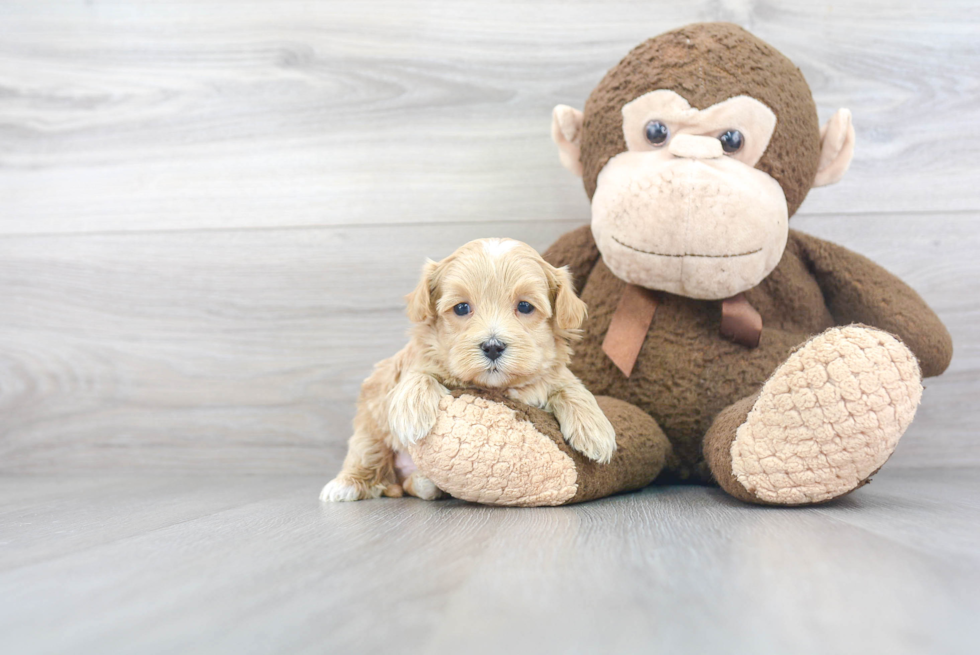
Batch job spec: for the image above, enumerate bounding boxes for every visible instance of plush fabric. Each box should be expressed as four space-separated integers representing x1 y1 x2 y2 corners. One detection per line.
793 231 953 377
590 148 789 298
702 392 761 504
813 109 856 187
580 22 821 216
552 104 585 177
707 326 922 505
410 392 579 506
409 389 671 506
407 22 952 508
621 92 777 166
547 226 949 482
601 283 658 377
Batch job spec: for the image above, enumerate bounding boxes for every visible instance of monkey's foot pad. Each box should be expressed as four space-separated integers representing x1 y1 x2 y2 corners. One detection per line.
409 394 579 507
732 325 923 504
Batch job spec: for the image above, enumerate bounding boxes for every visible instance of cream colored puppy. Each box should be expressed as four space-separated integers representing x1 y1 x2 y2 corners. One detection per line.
320 238 617 502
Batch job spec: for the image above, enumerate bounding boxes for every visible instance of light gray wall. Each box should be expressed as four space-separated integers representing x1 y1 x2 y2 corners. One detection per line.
1 1 977 473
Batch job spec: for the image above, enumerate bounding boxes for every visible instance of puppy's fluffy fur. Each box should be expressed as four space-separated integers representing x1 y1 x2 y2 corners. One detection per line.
320 238 616 502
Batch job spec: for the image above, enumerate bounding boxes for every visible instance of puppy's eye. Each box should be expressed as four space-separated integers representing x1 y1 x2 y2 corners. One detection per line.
453 303 471 316
517 301 534 315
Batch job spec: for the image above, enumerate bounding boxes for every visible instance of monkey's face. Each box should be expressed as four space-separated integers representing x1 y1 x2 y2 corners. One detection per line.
550 24 856 301
590 90 787 299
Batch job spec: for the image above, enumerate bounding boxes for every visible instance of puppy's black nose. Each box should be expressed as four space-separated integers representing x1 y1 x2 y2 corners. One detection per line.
480 339 506 361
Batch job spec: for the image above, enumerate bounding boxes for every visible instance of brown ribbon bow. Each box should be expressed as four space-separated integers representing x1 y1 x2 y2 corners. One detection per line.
601 286 762 377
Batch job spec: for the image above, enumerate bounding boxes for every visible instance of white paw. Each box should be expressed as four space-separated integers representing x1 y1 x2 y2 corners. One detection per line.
388 398 443 447
319 478 382 502
387 376 450 447
389 417 433 447
561 410 617 465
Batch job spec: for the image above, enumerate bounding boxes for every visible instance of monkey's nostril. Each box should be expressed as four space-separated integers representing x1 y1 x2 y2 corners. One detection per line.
480 339 507 361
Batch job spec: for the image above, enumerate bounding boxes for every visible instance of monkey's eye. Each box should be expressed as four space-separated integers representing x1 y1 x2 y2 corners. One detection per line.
453 303 471 316
644 120 670 146
517 301 534 315
719 130 744 153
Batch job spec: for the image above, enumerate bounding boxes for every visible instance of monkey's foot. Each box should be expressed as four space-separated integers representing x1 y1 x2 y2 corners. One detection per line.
408 394 579 506
706 325 923 505
407 390 670 507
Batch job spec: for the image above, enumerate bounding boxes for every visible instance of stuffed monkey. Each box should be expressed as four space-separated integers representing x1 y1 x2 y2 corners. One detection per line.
408 23 952 506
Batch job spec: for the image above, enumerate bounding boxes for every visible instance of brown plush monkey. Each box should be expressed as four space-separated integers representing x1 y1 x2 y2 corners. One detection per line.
408 22 953 507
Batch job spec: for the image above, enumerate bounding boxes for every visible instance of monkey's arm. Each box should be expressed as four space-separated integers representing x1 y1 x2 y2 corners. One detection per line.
541 224 602 295
792 230 953 377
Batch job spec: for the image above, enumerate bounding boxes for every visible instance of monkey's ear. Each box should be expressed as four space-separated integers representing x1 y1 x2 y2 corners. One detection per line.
405 259 439 323
548 264 588 331
551 105 585 177
813 109 856 187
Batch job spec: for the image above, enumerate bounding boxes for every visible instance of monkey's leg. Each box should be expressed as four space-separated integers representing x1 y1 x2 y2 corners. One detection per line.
408 390 672 506
703 325 922 505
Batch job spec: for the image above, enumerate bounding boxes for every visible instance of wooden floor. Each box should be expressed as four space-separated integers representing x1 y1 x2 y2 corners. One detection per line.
1 466 978 655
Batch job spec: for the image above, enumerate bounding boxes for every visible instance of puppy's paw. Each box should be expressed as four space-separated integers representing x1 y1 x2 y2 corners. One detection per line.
388 385 449 447
402 472 445 501
319 477 387 502
560 406 617 465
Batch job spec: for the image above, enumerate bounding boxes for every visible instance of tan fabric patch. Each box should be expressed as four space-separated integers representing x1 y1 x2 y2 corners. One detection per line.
591 149 789 299
408 394 578 507
601 283 658 377
730 326 923 504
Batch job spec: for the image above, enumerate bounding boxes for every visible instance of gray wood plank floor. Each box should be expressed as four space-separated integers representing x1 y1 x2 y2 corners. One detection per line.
2 467 978 655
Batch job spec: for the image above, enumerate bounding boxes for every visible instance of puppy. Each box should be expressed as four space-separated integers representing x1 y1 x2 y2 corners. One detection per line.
320 238 616 502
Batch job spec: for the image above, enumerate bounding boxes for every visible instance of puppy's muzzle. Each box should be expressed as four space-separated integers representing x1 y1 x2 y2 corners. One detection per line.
480 338 507 362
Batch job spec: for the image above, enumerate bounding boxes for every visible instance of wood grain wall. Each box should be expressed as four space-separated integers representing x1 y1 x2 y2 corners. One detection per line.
1 1 977 473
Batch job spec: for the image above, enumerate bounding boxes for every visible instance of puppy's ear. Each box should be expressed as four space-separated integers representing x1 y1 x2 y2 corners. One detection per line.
547 264 588 330
406 259 439 323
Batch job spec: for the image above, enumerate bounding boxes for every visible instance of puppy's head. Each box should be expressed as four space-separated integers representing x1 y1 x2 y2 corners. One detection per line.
406 238 587 389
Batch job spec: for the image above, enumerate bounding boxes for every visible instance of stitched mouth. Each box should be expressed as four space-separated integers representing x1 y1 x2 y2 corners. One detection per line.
611 235 762 259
